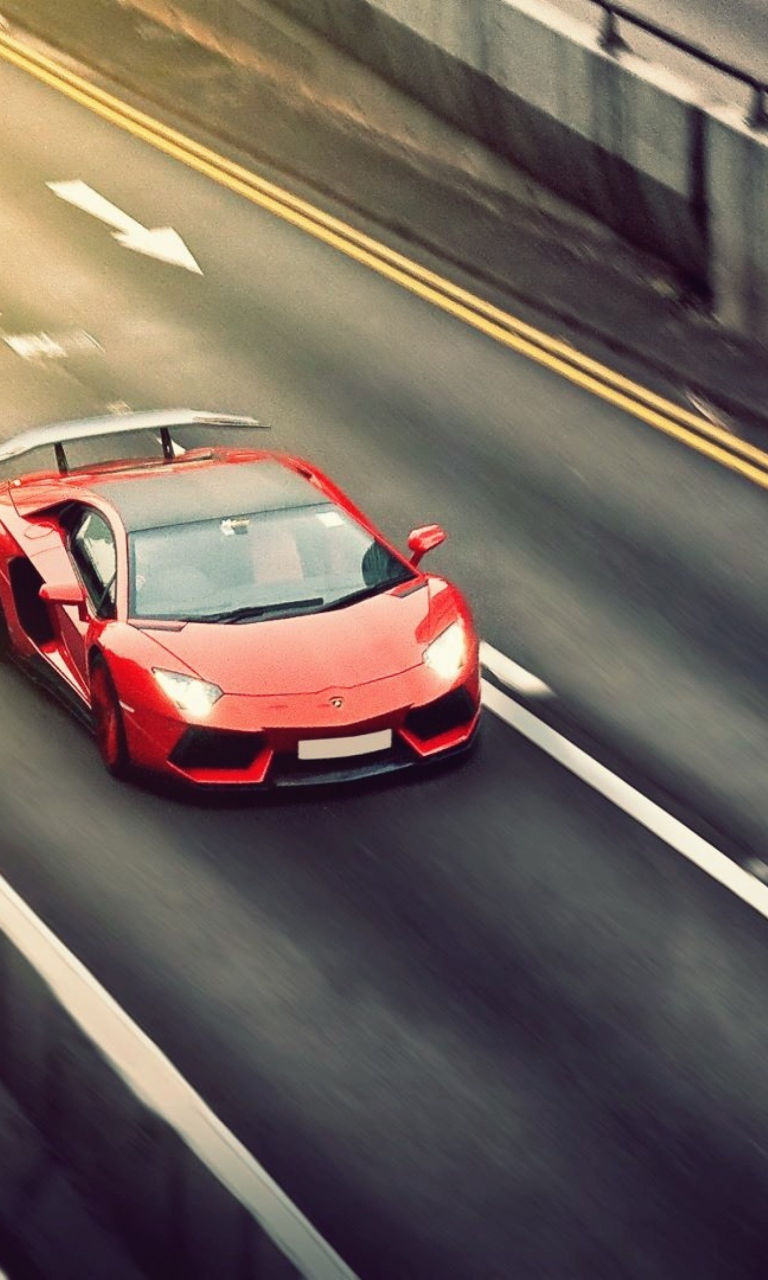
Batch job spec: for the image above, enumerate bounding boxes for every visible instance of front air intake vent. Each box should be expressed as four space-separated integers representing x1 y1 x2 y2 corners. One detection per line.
170 728 264 770
405 688 476 740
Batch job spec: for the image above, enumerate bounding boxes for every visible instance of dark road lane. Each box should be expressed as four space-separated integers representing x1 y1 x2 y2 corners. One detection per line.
2 666 768 1278
2 33 768 1279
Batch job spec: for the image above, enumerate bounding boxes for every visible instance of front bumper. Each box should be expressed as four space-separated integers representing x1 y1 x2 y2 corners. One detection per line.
122 666 481 788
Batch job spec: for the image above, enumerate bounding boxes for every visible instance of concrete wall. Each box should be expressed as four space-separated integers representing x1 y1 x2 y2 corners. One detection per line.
0 878 356 1280
159 0 768 339
707 103 768 339
238 0 710 290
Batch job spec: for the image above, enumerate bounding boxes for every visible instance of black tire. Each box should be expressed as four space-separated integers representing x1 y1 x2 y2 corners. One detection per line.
90 656 130 779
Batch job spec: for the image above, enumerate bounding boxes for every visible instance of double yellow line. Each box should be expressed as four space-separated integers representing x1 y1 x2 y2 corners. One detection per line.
3 26 768 489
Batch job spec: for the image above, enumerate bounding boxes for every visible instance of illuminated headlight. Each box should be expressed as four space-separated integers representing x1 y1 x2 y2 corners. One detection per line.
153 669 223 717
423 620 467 681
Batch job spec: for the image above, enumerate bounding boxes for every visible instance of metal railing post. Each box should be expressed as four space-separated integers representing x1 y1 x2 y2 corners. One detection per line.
747 86 768 129
589 0 768 130
598 6 629 55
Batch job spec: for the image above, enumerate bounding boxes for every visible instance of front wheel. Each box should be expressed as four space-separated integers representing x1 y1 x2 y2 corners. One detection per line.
90 657 129 779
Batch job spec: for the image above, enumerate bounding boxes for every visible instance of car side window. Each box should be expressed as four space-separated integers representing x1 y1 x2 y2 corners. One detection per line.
70 510 117 618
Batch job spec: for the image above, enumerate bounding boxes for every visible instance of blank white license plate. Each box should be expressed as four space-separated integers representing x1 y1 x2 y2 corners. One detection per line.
298 729 393 760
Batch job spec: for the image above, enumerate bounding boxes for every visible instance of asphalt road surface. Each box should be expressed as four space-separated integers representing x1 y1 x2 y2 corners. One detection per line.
2 37 768 1280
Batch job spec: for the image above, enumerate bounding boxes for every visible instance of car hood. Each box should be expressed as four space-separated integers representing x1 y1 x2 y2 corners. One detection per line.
141 583 440 695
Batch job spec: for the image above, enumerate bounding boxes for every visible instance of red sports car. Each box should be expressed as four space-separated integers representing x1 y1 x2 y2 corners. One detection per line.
0 410 480 787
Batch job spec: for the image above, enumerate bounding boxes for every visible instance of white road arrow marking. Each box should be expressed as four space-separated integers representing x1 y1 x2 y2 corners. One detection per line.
47 179 203 274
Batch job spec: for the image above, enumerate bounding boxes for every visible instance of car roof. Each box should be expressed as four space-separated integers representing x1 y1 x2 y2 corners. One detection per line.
91 456 328 532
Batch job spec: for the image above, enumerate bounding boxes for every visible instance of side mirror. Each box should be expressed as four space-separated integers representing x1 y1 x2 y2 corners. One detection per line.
407 524 446 566
40 581 89 621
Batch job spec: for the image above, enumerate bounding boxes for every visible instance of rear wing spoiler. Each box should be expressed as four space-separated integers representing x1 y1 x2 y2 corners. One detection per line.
0 409 268 478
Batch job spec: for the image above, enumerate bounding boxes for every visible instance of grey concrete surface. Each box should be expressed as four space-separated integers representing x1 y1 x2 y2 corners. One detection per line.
547 0 768 101
707 104 768 338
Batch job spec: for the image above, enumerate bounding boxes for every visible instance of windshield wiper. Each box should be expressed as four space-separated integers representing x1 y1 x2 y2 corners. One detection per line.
183 597 324 624
321 575 412 612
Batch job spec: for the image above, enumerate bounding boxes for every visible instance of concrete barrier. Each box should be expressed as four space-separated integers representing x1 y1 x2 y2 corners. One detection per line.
120 0 768 340
706 103 768 339
241 0 710 291
0 872 357 1280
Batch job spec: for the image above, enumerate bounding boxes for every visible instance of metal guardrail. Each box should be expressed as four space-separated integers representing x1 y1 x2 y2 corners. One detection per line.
587 0 768 127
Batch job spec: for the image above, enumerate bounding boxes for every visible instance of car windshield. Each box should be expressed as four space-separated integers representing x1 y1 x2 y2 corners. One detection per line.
128 503 415 621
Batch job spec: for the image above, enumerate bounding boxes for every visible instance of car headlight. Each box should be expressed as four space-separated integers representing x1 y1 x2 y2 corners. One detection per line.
153 669 223 717
423 620 467 681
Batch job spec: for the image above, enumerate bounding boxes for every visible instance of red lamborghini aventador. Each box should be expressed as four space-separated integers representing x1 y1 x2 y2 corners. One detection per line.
0 410 480 787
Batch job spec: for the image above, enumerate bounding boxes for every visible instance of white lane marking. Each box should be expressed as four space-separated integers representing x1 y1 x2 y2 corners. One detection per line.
47 180 203 274
480 641 553 697
481 677 768 918
685 391 741 437
0 874 358 1280
4 331 65 359
3 330 102 360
